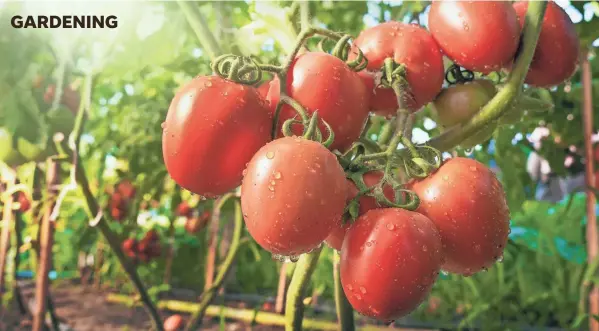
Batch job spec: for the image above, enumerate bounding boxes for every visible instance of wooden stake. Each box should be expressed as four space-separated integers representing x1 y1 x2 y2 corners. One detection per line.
0 169 16 305
581 48 598 331
32 159 60 331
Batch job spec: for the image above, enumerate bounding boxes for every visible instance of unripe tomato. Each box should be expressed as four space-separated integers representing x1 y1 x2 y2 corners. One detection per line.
164 315 184 331
340 208 443 321
512 1 579 87
325 171 395 251
241 137 347 255
429 1 520 74
432 79 498 148
407 158 510 275
266 52 370 152
164 315 183 331
163 76 272 197
350 22 445 114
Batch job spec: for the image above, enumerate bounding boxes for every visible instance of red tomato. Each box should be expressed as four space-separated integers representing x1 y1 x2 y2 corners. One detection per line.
241 137 347 255
266 52 369 152
163 76 272 197
176 202 192 217
257 80 272 99
350 22 444 115
340 208 443 321
326 171 396 250
116 180 136 200
406 157 510 275
122 239 138 259
429 1 520 74
17 192 31 212
164 315 184 331
512 1 579 87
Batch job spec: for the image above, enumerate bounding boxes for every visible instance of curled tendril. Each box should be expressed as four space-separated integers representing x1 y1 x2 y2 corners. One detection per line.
402 145 443 179
280 112 335 149
317 34 368 72
445 64 475 85
211 54 263 85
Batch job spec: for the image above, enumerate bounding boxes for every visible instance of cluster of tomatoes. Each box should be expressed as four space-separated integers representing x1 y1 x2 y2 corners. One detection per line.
122 229 162 263
106 179 136 221
161 0 576 322
175 201 211 234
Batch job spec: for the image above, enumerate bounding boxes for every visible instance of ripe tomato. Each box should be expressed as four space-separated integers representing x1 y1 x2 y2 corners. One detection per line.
117 180 136 200
257 80 272 99
429 1 520 74
357 71 399 118
407 157 510 275
340 208 443 321
163 76 272 197
266 52 369 151
512 1 579 87
350 22 444 114
176 202 192 217
241 137 347 255
122 239 138 259
17 192 31 213
164 315 184 331
432 79 498 148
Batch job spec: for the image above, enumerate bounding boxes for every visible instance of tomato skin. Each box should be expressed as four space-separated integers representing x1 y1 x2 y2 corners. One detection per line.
357 71 398 118
17 192 31 212
513 1 579 87
429 1 520 74
432 80 495 127
257 80 272 99
163 76 272 197
350 22 444 114
325 171 395 251
266 53 370 152
340 208 443 321
432 79 498 148
122 239 138 259
407 158 510 275
175 202 192 217
241 137 347 255
164 315 184 331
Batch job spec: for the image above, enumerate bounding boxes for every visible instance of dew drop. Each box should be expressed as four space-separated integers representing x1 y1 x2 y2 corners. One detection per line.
386 223 395 231
441 270 449 276
497 255 504 263
160 122 166 129
355 294 362 301
268 186 275 192
274 171 282 179
270 180 276 186
266 151 275 159
422 245 428 252
359 286 367 294
348 284 353 291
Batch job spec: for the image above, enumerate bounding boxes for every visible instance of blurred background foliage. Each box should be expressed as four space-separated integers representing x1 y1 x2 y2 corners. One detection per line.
1 0 599 329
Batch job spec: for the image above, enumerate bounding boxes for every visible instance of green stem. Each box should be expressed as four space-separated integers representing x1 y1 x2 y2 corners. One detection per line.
299 1 310 30
427 1 547 152
285 246 323 331
377 120 394 147
177 1 223 60
76 161 164 331
333 251 354 331
184 198 244 331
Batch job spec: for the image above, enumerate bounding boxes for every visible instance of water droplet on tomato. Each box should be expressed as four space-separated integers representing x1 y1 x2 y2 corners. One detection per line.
274 171 282 179
270 180 276 186
348 284 353 290
289 255 299 262
497 255 504 263
386 223 395 231
160 122 166 129
268 186 275 192
355 294 362 301
442 175 449 181
422 245 428 252
266 151 275 159
441 270 449 276
366 241 372 247
242 169 248 176
359 286 366 294
469 166 477 171
205 81 213 87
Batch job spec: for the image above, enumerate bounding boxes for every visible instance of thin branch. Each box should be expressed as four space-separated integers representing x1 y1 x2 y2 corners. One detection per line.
177 1 223 60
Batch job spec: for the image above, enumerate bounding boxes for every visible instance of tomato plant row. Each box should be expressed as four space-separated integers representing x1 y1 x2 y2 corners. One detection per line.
159 0 574 325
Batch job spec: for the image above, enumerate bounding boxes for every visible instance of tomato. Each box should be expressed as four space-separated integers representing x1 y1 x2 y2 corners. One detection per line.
357 71 399 118
350 22 444 115
164 315 184 331
257 80 272 99
122 239 138 259
432 79 498 148
241 137 347 255
266 52 369 151
17 192 31 212
163 76 272 197
117 180 136 200
429 1 520 74
138 231 161 259
176 202 192 217
185 215 209 234
340 208 443 321
406 157 510 275
513 1 579 87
